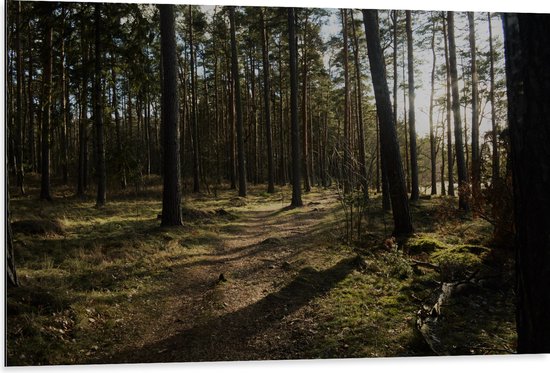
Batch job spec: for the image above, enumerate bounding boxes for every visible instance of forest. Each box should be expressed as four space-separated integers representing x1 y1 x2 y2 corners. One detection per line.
4 0 550 366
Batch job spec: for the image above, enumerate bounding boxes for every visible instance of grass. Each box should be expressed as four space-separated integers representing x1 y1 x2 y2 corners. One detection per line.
6 176 516 365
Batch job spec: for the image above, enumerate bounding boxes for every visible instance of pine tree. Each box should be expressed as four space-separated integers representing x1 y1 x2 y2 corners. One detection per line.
159 3 183 226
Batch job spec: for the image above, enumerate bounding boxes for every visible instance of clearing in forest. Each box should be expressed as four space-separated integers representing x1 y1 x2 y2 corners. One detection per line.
6 176 516 365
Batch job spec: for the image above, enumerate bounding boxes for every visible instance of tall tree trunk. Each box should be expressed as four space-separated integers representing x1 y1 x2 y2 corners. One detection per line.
362 9 413 236
401 41 410 193
442 16 455 197
40 3 53 201
488 13 500 185
278 42 287 186
77 19 88 197
503 13 550 353
468 12 481 207
260 9 275 193
159 3 183 226
406 11 419 201
341 9 351 194
189 6 200 193
94 3 106 206
229 6 247 197
447 11 469 211
301 12 311 193
229 67 237 190
429 17 437 195
350 11 369 199
382 9 399 211
288 8 303 207
15 1 25 195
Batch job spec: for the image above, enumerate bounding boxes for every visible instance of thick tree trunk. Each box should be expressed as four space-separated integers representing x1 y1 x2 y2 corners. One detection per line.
503 13 550 353
406 11 419 201
447 12 469 211
229 6 247 197
288 8 303 207
94 4 106 206
159 3 183 226
362 9 413 236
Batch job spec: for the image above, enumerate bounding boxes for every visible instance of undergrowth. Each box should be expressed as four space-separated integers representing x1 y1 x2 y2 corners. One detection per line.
6 178 516 365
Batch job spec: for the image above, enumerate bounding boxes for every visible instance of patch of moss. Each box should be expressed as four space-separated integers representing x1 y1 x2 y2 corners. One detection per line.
430 245 485 282
405 236 449 255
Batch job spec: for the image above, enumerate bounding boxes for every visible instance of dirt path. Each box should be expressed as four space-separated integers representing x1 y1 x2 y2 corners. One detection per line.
99 190 357 363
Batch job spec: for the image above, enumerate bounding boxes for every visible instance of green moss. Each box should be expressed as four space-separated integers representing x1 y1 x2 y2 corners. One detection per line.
406 236 450 255
430 245 485 282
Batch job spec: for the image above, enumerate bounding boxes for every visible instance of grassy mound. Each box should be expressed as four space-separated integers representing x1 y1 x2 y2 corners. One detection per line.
12 219 65 236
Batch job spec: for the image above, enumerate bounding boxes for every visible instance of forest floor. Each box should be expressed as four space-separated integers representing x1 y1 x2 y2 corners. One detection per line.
6 175 516 366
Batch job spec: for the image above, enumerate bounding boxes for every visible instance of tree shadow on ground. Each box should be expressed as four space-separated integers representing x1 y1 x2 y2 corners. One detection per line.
96 255 361 364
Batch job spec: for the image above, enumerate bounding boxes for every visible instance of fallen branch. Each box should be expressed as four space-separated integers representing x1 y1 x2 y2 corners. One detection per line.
415 270 480 355
410 259 440 271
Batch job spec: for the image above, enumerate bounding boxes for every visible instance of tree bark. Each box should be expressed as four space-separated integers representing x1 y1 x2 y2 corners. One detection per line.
229 6 247 197
159 3 183 226
362 9 413 236
288 8 303 207
503 13 550 353
260 9 275 193
447 12 469 211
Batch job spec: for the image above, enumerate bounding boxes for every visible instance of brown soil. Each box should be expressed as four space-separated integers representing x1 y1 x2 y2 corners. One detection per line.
93 189 354 364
